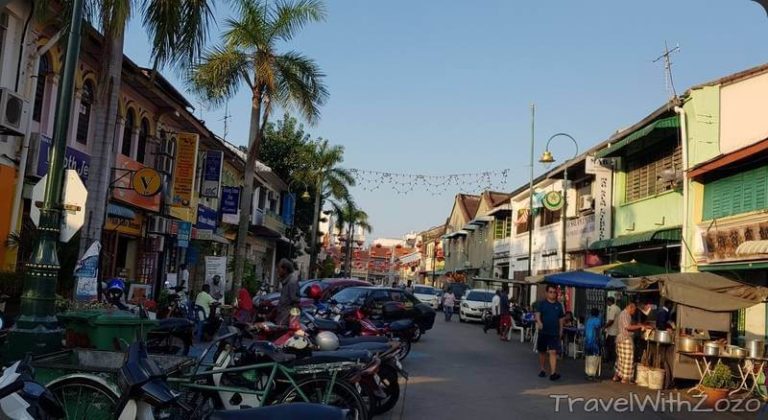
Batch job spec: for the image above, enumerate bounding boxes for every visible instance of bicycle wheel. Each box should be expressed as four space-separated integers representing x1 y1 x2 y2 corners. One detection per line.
277 375 369 420
47 377 119 420
371 363 400 415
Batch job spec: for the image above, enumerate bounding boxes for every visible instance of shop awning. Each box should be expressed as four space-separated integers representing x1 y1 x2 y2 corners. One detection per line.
596 116 680 158
628 272 768 312
588 227 681 250
736 240 768 256
473 276 531 285
539 271 625 289
585 260 671 277
107 203 136 220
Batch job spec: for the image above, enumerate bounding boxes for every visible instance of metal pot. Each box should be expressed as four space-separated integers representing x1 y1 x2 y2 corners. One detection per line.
654 329 673 344
748 339 765 359
724 346 747 359
678 336 702 353
704 341 721 356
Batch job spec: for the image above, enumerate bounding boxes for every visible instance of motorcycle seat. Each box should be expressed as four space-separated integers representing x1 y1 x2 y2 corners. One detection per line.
340 342 391 354
312 317 341 332
155 318 193 330
248 341 297 364
293 349 372 366
208 403 344 420
388 319 414 332
338 336 388 346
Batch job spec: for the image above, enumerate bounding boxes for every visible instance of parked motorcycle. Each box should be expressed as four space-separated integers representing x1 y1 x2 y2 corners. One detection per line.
0 357 65 419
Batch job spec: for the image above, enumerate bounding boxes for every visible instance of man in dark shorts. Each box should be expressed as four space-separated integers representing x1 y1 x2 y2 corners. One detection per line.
535 284 565 381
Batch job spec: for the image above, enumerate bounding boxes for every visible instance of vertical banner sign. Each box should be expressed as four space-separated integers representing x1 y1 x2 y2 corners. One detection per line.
171 132 199 207
221 186 240 225
74 241 101 301
177 221 192 248
585 157 615 242
201 150 223 198
282 193 296 226
205 256 229 301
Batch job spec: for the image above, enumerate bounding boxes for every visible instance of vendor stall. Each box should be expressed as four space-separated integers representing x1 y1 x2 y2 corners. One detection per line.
626 272 768 382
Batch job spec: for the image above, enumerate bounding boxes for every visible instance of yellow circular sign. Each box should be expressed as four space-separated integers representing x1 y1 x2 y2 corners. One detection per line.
132 167 163 197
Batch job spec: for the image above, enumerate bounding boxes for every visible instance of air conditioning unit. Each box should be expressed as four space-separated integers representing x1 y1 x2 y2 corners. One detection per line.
160 136 175 156
580 195 594 211
0 88 28 136
157 155 173 175
147 215 168 234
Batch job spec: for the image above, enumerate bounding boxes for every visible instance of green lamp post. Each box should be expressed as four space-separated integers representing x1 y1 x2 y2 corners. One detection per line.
4 0 85 360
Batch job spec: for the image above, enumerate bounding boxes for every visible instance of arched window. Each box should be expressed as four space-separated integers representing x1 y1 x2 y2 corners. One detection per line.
32 54 50 122
76 81 94 144
137 118 149 164
121 109 135 157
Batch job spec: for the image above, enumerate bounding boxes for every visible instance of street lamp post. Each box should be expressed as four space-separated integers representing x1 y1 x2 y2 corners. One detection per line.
539 133 579 273
5 0 85 360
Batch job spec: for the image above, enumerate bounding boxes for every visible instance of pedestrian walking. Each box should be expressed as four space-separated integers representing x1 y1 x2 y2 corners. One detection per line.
499 285 511 341
535 284 565 381
603 297 620 365
612 302 646 384
442 288 456 322
275 258 300 326
484 290 500 334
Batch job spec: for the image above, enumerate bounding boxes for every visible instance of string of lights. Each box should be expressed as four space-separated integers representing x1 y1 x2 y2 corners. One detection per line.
347 168 514 195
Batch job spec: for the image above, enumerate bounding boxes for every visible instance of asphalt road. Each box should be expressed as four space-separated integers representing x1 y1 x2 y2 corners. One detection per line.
386 317 763 420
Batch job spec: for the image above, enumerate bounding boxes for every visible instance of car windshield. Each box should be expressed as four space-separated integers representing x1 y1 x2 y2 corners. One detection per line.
413 286 435 295
331 288 368 305
465 291 494 302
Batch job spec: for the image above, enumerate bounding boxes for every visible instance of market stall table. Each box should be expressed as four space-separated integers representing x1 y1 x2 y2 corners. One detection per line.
678 351 767 397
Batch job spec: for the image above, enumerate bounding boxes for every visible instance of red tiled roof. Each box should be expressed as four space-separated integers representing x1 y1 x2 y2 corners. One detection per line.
457 193 481 221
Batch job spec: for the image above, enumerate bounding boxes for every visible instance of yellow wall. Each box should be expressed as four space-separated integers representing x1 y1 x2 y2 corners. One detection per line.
0 165 17 270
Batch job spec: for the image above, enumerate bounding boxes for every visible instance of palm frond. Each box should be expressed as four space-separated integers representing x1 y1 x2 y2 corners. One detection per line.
224 1 269 50
98 0 132 38
273 51 328 124
189 45 251 107
143 0 214 68
268 0 326 42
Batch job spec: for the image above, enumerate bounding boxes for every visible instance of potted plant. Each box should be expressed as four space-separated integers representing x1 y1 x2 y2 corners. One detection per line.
700 362 734 407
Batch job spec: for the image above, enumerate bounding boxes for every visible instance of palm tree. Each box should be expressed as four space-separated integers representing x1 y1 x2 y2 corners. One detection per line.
189 0 328 289
293 139 355 277
331 198 371 276
36 0 215 257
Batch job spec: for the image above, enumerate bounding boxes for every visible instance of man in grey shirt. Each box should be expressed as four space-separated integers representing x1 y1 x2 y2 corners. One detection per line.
276 258 300 325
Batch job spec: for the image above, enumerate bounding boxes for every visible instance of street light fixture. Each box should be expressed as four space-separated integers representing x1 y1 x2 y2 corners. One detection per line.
539 133 579 273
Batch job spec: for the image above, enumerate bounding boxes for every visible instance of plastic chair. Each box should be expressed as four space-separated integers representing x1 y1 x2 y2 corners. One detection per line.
507 318 526 343
531 328 539 353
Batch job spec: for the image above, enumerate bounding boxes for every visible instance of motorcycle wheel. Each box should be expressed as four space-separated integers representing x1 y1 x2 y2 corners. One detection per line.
395 337 411 361
276 375 369 420
371 363 401 415
47 376 119 420
411 327 422 342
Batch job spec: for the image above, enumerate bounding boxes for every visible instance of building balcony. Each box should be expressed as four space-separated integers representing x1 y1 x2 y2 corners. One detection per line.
250 208 286 238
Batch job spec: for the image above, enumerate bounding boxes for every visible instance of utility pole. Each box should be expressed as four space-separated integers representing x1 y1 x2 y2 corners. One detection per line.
5 0 84 360
527 104 535 277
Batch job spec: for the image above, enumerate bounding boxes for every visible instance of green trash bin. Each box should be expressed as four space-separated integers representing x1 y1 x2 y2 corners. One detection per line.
60 310 159 351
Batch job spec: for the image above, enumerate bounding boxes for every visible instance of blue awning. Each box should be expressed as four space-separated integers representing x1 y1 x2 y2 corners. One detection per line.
107 203 135 220
543 270 625 289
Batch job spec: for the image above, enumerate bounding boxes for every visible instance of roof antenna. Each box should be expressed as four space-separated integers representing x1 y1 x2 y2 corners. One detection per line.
221 101 232 140
653 41 681 100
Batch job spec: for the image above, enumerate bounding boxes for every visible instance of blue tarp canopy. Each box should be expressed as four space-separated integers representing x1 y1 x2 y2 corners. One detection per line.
543 270 625 289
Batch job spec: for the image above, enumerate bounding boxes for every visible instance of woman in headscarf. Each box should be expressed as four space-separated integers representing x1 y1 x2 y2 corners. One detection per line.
235 286 254 323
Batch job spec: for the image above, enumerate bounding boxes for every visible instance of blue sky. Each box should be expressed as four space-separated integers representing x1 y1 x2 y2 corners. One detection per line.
125 0 768 239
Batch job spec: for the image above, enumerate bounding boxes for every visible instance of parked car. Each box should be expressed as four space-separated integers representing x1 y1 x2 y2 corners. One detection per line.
459 289 496 323
330 286 436 333
253 278 371 320
412 285 440 309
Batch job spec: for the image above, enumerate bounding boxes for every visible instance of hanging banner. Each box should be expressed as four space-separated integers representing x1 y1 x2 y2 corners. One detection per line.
282 193 296 226
586 157 615 243
205 256 229 300
221 186 240 225
201 150 223 198
171 132 199 208
197 204 218 230
74 241 100 301
177 221 192 248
